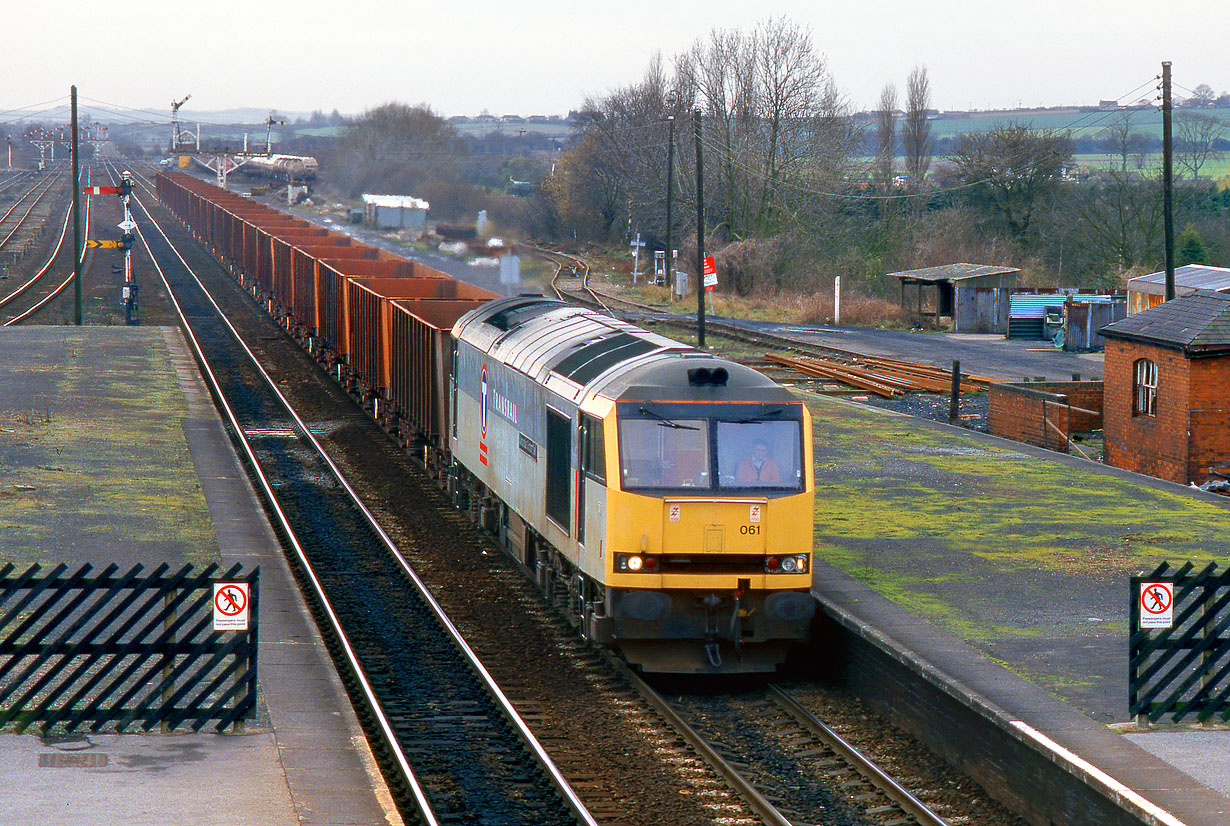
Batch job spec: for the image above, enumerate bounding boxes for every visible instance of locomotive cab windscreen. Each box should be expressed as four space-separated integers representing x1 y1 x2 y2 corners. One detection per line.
617 403 804 493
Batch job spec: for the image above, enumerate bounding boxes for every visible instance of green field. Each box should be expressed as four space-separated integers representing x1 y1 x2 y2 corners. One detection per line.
923 106 1230 141
1074 152 1230 181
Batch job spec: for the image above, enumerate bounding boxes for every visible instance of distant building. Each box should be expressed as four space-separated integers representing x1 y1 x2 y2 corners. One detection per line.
1126 264 1230 314
1098 99 1119 109
361 194 429 230
1101 290 1230 485
886 263 1019 332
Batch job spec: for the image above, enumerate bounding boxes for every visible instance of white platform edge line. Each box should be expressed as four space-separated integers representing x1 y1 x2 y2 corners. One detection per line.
1010 721 1189 826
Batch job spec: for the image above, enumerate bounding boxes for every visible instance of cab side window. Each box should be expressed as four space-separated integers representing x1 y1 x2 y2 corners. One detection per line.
581 415 606 483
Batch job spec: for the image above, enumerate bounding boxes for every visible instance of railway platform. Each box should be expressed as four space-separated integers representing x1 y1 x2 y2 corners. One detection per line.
806 388 1230 825
0 327 401 826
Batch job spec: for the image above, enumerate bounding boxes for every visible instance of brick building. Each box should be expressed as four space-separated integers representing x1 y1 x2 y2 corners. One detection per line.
988 381 1103 454
1100 290 1230 485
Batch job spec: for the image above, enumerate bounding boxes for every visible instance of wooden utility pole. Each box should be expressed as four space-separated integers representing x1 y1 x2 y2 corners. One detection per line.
1162 61 1175 301
664 115 675 297
71 85 82 325
694 109 705 349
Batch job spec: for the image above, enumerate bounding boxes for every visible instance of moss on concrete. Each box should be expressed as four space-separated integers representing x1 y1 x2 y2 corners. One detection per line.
800 388 1230 719
0 329 218 568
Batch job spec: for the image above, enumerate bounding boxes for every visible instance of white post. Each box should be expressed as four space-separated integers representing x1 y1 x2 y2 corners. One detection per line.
631 232 642 282
834 276 841 325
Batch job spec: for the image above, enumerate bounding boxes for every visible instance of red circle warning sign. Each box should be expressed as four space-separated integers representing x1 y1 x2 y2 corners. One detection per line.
215 585 247 616
1141 583 1171 615
1140 582 1174 629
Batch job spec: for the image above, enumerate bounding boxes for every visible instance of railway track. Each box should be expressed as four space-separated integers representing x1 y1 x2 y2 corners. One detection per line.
0 165 97 325
657 680 958 826
116 161 595 826
0 166 66 257
543 252 892 365
134 168 1042 826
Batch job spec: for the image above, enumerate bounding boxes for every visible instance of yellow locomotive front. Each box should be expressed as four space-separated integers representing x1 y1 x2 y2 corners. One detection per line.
598 368 816 673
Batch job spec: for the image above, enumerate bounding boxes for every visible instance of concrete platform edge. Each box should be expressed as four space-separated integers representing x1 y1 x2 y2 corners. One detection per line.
813 562 1230 826
161 326 405 826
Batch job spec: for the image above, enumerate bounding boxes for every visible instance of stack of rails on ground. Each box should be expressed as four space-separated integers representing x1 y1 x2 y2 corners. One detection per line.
0 159 1228 825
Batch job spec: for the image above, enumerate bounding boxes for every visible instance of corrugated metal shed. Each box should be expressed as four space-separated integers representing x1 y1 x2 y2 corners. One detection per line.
361 193 430 229
888 263 1019 332
1101 289 1230 355
1128 264 1230 296
361 194 430 210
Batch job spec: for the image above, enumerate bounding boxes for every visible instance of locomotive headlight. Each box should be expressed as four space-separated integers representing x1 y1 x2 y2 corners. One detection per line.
765 555 808 574
617 554 657 572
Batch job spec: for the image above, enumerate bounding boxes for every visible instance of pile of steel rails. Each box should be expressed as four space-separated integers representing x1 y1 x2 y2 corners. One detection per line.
765 352 996 398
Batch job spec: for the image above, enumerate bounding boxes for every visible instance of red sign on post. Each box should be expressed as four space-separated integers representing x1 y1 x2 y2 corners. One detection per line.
83 186 120 195
702 256 717 292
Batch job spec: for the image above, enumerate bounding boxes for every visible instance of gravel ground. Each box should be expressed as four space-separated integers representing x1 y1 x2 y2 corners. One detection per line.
855 391 990 432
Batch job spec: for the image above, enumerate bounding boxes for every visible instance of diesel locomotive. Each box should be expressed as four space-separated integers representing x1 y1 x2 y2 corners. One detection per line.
156 170 817 674
450 296 816 673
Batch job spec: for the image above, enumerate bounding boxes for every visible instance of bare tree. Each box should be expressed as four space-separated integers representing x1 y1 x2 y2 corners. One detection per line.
950 122 1073 238
874 83 897 192
1187 83 1217 108
1099 112 1151 175
1066 171 1163 276
754 17 827 235
330 103 460 198
1175 113 1225 181
674 17 853 246
675 27 757 239
902 66 933 187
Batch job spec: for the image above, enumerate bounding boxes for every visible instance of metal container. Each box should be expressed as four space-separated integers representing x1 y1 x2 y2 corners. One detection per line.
347 277 496 393
388 298 493 446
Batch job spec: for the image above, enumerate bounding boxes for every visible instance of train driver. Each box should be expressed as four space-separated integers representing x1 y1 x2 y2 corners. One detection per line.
735 440 780 484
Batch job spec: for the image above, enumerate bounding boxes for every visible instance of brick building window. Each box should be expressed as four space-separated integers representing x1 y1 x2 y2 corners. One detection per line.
1133 358 1157 417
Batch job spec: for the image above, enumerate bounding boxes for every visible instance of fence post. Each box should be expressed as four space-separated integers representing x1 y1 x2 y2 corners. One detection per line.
161 585 176 733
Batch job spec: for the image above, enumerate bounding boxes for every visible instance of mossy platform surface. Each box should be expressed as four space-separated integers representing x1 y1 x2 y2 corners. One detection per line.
0 327 217 569
806 390 1230 723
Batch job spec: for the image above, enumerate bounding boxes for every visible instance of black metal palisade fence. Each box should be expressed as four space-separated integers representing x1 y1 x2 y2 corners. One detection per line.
0 562 258 733
1130 560 1230 724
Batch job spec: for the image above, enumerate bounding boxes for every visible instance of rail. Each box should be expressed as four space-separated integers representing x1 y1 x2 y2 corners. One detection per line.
127 163 597 826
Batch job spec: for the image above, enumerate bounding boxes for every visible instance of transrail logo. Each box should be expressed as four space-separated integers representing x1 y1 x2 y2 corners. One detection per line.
479 363 489 466
480 363 489 440
490 388 518 425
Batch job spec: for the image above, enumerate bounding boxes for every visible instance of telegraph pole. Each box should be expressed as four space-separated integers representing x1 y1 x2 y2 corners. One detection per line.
664 115 675 297
71 85 82 325
693 108 705 349
1161 61 1175 301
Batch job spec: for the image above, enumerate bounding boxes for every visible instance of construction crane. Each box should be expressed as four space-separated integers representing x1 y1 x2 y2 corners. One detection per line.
171 94 191 150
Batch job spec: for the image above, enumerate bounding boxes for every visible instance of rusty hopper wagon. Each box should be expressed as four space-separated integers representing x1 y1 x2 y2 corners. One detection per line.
156 170 818 674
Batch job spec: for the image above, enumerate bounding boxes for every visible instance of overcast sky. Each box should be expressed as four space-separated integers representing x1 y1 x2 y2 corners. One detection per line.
5 0 1226 125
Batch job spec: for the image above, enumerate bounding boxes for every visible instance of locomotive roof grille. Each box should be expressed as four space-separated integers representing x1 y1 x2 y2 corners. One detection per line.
551 333 658 384
483 299 560 332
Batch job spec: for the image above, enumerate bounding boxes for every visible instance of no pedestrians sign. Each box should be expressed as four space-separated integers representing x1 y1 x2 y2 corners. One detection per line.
213 582 250 631
1140 582 1174 629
